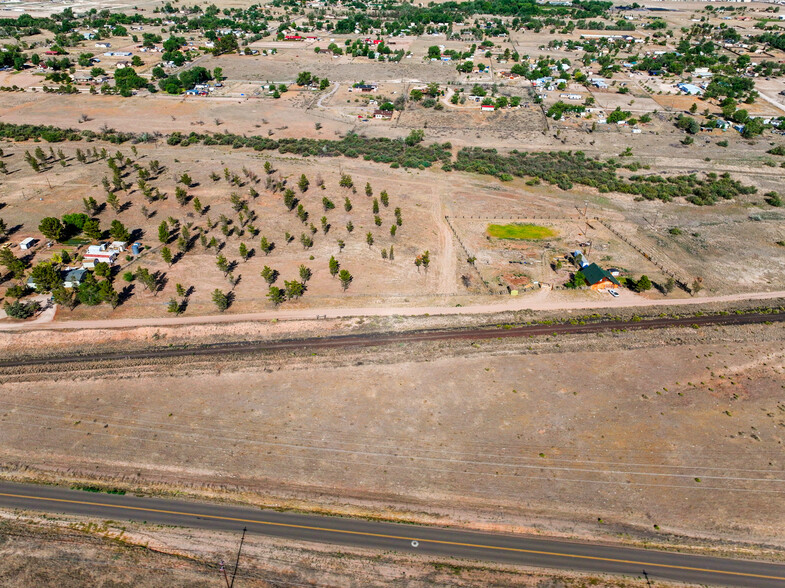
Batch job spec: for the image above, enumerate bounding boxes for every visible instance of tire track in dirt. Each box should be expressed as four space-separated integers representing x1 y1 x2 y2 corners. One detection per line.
432 184 458 294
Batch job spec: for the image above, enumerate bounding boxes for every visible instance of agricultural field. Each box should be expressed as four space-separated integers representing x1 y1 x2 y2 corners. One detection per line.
0 140 461 318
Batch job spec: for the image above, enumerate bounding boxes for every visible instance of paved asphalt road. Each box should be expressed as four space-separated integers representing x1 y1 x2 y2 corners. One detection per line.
0 311 783 369
1 482 784 586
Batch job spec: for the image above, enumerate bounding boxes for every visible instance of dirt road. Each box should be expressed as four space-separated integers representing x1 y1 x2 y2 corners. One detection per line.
315 82 340 109
758 91 785 115
2 287 784 331
432 187 458 295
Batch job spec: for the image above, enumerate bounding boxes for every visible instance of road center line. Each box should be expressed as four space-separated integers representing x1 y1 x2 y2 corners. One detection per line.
2 491 784 581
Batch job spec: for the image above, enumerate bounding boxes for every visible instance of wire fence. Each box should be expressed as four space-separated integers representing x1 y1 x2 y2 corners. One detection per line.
444 216 501 295
594 218 692 293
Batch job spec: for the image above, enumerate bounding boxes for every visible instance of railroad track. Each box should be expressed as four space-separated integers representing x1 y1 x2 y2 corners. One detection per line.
0 311 782 369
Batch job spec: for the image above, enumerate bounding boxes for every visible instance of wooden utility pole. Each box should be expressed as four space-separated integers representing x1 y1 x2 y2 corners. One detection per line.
229 527 247 588
582 200 590 237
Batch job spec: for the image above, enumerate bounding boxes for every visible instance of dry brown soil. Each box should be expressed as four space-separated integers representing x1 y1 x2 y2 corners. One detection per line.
1 322 784 558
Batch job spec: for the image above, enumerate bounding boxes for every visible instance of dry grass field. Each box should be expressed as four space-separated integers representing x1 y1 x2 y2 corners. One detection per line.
1 321 784 554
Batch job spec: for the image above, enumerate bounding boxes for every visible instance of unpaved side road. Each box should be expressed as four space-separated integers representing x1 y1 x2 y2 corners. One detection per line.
2 287 785 332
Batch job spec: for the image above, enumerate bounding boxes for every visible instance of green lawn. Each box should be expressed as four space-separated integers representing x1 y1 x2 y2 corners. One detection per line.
487 223 556 240
62 238 91 246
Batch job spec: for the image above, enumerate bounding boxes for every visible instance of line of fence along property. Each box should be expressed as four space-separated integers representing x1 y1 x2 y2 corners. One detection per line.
594 218 692 293
447 215 692 294
444 216 500 295
448 215 579 221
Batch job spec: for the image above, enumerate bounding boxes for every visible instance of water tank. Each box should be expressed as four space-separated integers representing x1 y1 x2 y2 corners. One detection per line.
131 242 141 255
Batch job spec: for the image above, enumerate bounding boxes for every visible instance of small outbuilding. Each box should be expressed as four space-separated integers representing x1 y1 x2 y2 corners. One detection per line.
20 237 37 250
84 243 118 264
572 250 589 268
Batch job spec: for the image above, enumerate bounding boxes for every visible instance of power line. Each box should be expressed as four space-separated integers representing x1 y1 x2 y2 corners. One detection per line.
4 399 784 463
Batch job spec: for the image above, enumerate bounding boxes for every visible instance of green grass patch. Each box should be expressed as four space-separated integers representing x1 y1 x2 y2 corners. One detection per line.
63 237 91 246
487 223 556 240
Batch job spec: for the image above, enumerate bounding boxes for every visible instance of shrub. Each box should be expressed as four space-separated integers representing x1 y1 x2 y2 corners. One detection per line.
764 191 783 207
4 300 40 319
565 271 587 289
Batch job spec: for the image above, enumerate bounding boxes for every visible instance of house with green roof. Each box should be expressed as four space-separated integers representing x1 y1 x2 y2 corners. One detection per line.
580 263 621 290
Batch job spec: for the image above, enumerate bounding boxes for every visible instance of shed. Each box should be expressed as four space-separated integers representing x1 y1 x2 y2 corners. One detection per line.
572 250 589 268
87 243 108 254
20 237 37 250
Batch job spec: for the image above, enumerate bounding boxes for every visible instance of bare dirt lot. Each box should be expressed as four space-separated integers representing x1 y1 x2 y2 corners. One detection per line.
450 217 672 291
1 322 784 556
202 50 464 84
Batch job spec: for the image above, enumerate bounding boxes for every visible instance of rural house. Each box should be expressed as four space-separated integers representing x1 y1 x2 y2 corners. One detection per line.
63 268 87 288
581 263 621 290
27 267 87 290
